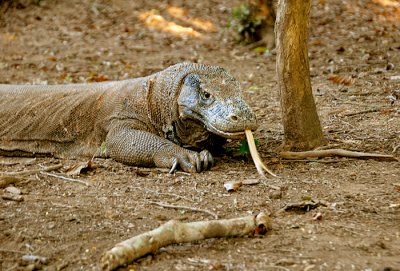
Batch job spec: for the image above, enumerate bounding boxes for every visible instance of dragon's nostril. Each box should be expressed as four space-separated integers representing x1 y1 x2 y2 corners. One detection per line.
230 115 238 121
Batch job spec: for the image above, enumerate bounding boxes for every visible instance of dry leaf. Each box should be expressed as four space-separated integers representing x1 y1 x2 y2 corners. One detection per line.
135 169 150 177
224 181 242 192
327 74 355 85
64 160 95 176
87 74 109 82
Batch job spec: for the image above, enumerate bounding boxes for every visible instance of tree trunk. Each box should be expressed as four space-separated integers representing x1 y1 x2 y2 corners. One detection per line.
275 0 325 151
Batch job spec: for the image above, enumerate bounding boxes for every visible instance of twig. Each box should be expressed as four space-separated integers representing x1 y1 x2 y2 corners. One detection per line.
101 213 271 271
265 266 291 271
393 144 400 153
280 159 342 163
335 101 390 108
135 167 191 176
340 108 379 117
148 201 218 219
280 149 397 161
0 164 63 176
40 172 90 186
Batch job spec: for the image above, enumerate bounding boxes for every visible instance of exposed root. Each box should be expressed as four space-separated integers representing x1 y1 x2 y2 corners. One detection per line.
280 149 397 161
101 212 271 271
245 130 277 178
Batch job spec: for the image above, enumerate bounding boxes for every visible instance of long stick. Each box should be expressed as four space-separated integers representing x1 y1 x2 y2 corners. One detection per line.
280 149 397 161
101 213 271 271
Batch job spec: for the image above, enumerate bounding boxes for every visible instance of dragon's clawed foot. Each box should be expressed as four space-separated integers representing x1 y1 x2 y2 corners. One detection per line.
168 150 214 174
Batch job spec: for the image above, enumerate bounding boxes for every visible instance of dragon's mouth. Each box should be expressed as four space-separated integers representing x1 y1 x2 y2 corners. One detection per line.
179 107 255 139
206 122 247 139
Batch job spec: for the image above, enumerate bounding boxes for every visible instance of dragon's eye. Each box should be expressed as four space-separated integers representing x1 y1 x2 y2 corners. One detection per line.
202 91 211 99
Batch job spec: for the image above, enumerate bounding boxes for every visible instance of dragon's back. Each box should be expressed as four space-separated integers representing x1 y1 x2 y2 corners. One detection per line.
0 81 130 157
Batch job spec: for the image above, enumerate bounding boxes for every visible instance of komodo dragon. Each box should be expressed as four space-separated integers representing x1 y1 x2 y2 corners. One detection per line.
0 62 259 173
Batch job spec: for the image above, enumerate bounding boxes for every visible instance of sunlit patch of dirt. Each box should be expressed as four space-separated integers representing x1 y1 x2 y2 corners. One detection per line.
166 6 218 32
373 0 400 7
138 10 203 39
372 0 400 23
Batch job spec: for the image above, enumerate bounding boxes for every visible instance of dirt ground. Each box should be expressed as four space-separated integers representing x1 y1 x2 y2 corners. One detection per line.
1 0 399 270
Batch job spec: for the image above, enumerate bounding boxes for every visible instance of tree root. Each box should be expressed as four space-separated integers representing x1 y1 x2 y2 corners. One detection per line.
280 149 397 161
101 212 271 271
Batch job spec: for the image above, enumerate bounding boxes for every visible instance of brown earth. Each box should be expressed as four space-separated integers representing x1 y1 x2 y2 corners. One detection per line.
0 0 399 270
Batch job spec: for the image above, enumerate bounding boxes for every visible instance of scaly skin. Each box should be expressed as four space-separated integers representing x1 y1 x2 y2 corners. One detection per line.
0 63 258 173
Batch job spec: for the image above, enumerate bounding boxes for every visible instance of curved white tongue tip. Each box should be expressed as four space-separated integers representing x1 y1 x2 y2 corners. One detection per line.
245 129 277 178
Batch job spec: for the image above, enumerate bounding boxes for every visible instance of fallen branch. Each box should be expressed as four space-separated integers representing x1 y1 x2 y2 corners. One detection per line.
148 201 218 219
101 212 271 271
0 164 63 176
40 172 90 186
280 149 397 161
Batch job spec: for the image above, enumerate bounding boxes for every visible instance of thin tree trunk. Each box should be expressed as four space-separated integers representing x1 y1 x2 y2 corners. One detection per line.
275 0 325 151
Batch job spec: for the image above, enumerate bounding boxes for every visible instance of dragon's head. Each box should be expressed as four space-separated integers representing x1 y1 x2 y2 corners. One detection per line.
177 66 258 139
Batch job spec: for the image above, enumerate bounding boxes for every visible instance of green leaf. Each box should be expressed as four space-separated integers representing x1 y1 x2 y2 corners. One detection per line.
100 142 107 155
238 138 259 156
253 47 269 54
248 85 259 91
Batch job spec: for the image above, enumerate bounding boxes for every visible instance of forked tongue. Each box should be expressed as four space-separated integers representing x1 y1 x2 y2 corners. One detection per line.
245 129 277 178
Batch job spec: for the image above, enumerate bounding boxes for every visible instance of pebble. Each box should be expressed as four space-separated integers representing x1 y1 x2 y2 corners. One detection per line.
5 186 21 195
22 254 49 264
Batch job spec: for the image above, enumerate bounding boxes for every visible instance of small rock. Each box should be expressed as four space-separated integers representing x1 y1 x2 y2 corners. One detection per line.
390 75 400 80
5 186 21 195
270 190 282 199
47 222 56 230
